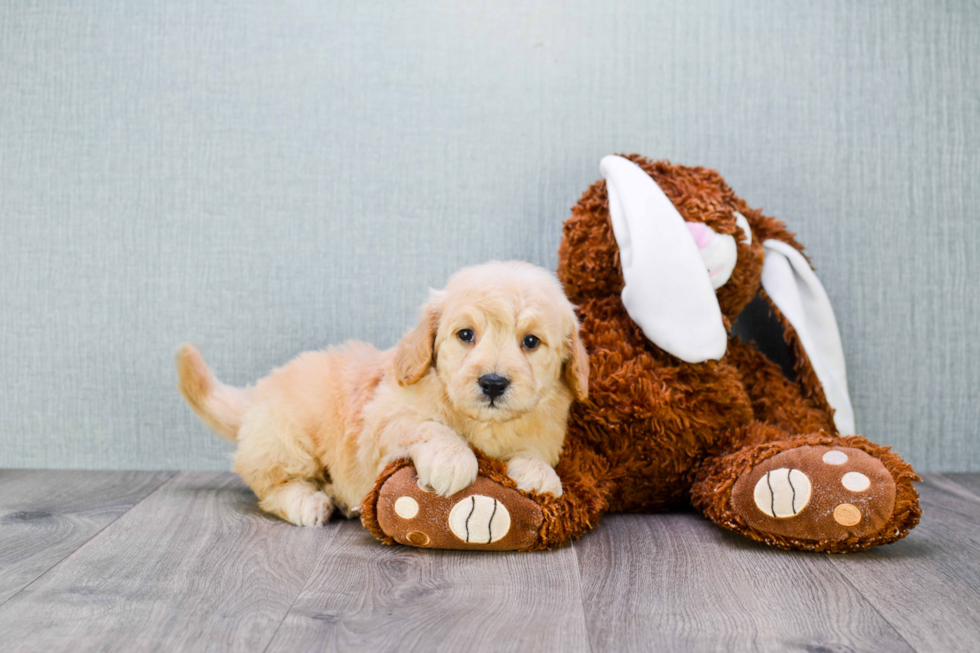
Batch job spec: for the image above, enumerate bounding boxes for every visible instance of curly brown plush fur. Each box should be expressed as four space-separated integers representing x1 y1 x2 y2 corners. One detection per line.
363 154 921 553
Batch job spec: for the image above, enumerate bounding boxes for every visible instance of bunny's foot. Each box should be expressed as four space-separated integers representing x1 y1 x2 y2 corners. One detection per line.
693 434 921 552
361 448 608 551
360 458 546 551
367 465 543 550
733 446 896 539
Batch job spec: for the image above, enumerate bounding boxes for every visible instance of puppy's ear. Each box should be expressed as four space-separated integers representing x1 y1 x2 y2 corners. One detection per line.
393 290 443 386
563 320 590 401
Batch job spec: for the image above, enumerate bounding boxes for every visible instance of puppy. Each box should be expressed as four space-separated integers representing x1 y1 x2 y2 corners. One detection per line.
176 261 589 526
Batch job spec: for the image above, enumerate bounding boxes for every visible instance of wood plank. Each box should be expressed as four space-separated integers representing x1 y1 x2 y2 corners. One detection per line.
265 519 590 653
577 511 914 652
944 473 980 499
827 474 980 652
0 472 334 653
0 469 174 605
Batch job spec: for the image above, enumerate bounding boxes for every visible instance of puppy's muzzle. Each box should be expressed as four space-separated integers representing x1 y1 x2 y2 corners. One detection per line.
478 374 510 401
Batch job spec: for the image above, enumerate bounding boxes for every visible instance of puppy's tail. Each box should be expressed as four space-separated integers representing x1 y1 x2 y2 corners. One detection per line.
176 344 250 441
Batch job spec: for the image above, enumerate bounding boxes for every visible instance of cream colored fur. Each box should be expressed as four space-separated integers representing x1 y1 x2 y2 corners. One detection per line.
176 261 588 526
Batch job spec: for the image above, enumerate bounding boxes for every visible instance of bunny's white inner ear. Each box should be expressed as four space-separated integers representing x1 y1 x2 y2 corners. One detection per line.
600 155 727 363
734 211 753 244
761 239 856 434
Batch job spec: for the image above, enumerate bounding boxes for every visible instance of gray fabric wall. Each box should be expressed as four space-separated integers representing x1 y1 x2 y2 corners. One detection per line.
1 0 977 472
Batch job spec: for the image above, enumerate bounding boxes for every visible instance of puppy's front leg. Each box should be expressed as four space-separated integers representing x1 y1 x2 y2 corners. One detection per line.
407 423 479 497
506 453 563 497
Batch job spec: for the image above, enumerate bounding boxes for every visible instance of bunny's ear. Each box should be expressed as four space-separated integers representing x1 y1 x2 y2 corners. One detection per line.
600 155 727 363
760 239 856 434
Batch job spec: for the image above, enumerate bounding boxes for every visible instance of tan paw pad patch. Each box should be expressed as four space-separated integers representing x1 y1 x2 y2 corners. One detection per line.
407 530 430 546
833 503 862 526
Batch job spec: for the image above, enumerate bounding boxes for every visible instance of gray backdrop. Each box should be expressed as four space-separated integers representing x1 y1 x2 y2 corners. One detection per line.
2 0 977 472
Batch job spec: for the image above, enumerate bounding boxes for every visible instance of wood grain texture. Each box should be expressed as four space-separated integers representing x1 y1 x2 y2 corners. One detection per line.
944 472 980 499
0 469 174 606
0 472 331 653
2 471 979 652
827 474 980 652
265 519 590 653
576 511 915 652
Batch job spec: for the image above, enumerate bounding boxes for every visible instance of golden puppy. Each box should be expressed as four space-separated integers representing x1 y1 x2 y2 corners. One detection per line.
176 261 588 526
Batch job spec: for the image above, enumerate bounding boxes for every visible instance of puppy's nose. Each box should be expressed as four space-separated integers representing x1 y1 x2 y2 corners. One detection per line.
478 374 510 400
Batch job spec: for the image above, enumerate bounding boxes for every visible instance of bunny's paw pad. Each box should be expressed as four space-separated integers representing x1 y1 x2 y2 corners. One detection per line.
373 467 543 551
731 446 896 541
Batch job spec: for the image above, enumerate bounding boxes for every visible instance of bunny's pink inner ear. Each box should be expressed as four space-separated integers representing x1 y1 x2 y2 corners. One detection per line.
600 155 727 363
761 239 856 434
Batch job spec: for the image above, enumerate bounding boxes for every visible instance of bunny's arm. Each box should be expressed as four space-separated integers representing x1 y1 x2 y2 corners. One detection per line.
726 337 837 436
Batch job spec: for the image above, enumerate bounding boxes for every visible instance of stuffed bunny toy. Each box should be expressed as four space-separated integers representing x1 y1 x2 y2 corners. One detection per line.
362 154 921 553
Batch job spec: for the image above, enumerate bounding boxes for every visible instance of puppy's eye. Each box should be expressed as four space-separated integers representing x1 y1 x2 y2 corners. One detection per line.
522 335 540 350
457 328 475 343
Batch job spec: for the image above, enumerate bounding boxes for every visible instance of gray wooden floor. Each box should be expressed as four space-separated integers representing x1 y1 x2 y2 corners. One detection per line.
1 471 978 653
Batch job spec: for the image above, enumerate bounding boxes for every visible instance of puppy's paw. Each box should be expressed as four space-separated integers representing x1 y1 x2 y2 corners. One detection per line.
280 488 334 527
412 438 479 497
507 456 563 497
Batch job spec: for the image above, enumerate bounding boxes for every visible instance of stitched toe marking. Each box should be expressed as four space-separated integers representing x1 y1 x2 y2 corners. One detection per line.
753 468 812 518
448 495 511 544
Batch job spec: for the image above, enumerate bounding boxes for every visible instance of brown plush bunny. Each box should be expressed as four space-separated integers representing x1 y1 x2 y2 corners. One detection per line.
362 154 921 553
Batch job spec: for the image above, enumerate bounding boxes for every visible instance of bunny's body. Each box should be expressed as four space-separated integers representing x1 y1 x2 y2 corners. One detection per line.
364 155 921 553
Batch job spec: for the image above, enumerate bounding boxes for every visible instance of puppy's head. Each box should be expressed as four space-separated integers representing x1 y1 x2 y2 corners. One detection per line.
393 261 588 422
